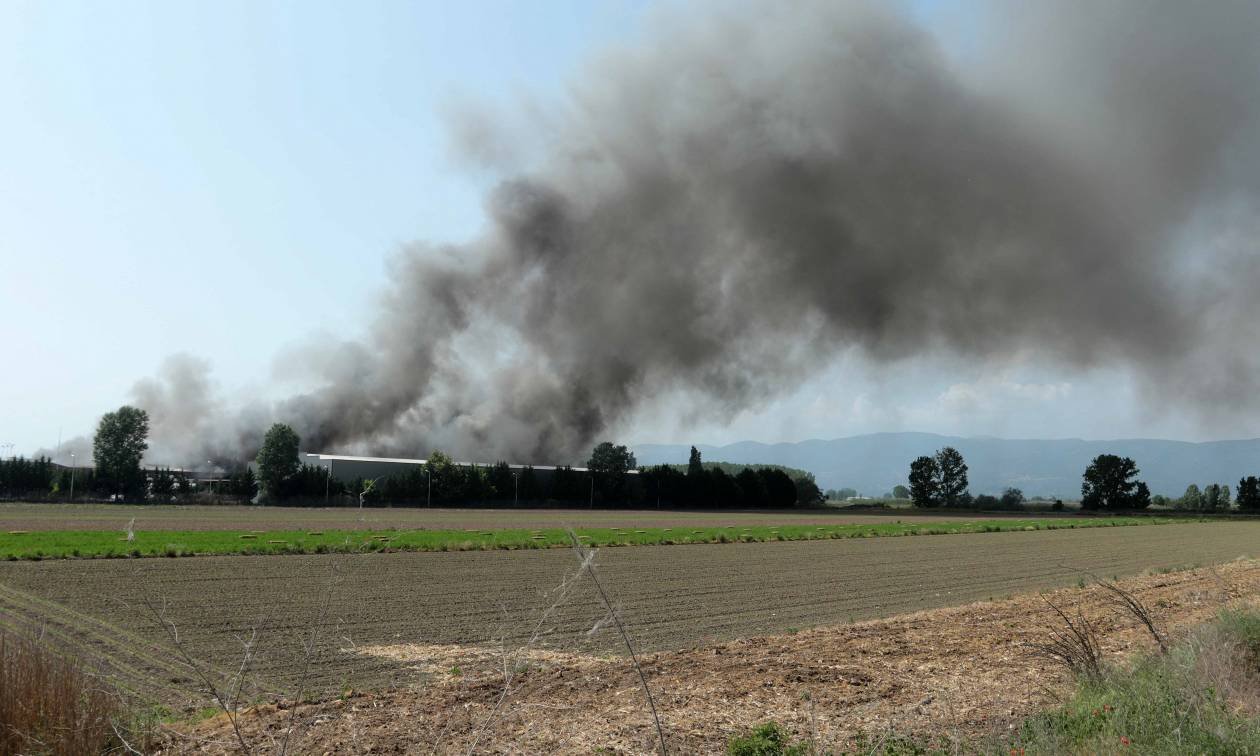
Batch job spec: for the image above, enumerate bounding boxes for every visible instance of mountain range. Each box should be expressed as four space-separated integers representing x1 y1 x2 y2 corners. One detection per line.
633 433 1260 499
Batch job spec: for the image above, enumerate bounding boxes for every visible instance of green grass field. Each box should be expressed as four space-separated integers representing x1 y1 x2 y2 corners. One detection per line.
0 516 1192 560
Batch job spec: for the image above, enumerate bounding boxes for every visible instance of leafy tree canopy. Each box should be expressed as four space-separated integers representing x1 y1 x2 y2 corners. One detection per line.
1081 454 1150 511
1237 476 1260 511
935 447 969 507
255 423 300 498
793 475 824 506
908 455 940 508
687 446 703 478
1000 487 1025 509
93 405 149 499
588 442 637 477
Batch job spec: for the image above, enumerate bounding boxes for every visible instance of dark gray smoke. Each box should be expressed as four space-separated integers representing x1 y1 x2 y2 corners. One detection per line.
135 0 1260 465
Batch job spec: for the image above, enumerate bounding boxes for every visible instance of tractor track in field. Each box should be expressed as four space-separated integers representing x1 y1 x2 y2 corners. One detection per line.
0 581 201 704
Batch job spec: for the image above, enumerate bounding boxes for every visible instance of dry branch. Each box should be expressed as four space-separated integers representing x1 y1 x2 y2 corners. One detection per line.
568 530 668 756
1028 595 1104 681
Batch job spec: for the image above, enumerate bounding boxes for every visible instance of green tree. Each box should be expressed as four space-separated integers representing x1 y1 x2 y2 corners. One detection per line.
908 456 940 508
425 450 458 502
687 446 704 478
973 494 999 509
225 468 257 502
93 405 149 500
518 465 538 502
759 468 797 508
891 484 910 500
999 487 1025 510
255 423 300 501
793 475 824 507
1178 484 1202 511
150 467 175 498
589 442 637 476
1081 454 1150 511
709 468 739 507
935 447 969 507
1237 476 1260 511
588 442 637 504
488 461 514 501
735 467 766 507
1203 483 1221 513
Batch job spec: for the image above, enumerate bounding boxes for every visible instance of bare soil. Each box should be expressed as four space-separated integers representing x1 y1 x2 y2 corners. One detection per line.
168 559 1260 754
0 521 1255 720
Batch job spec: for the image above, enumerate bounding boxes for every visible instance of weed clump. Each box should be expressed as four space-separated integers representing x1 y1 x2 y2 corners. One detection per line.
1012 608 1260 754
727 722 808 755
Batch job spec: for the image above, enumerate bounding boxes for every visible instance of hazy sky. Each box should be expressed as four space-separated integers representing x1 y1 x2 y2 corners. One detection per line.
1 1 1251 460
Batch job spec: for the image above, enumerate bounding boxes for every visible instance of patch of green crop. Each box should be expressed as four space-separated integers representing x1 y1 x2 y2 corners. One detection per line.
0 516 1190 560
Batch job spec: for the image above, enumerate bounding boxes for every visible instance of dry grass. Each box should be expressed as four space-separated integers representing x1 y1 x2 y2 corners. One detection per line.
0 630 125 755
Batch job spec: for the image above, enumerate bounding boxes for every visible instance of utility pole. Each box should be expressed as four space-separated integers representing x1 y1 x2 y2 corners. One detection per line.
514 471 519 507
426 468 432 508
589 474 594 508
69 452 76 500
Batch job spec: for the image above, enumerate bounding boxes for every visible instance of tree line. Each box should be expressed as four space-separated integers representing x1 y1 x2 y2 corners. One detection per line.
254 431 819 508
1162 481 1260 512
13 403 1259 513
904 447 1260 513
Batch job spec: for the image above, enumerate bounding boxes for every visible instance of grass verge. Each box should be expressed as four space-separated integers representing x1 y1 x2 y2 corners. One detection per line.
1006 607 1260 755
733 606 1260 755
0 516 1193 560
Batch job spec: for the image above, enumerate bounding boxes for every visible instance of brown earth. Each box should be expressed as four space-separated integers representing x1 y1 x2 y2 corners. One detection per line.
0 522 1256 718
168 559 1260 754
0 501 1086 532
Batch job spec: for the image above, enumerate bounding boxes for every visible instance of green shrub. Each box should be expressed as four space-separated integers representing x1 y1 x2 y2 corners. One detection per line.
727 722 808 755
1011 609 1260 755
1216 608 1260 658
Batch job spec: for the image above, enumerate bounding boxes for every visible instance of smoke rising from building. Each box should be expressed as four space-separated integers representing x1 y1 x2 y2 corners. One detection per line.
129 0 1260 466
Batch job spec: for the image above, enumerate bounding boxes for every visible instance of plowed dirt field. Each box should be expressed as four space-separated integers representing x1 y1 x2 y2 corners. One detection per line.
0 521 1255 716
171 559 1260 754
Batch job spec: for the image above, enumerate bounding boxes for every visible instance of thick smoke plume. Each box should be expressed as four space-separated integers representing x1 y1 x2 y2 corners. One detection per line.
134 0 1260 466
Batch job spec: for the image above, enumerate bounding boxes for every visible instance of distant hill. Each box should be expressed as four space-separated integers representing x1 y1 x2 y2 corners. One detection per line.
633 433 1260 498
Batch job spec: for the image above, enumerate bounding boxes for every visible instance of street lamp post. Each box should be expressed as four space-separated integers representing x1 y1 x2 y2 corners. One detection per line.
514 471 519 507
589 474 594 508
426 468 431 508
207 460 214 495
69 452 76 500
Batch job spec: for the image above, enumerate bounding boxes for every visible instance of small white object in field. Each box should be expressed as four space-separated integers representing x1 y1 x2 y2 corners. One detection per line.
125 517 136 543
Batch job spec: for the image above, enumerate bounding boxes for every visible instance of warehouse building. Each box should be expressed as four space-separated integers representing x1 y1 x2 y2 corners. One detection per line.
300 453 610 484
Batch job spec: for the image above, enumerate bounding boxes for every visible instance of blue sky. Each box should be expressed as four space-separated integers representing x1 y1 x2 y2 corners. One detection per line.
0 1 644 454
0 1 1230 458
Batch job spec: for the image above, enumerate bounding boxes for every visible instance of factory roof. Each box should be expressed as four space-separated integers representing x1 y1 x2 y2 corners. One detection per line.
300 452 631 474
